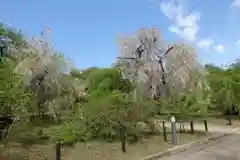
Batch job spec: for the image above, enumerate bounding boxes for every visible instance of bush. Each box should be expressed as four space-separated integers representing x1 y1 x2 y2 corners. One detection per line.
46 91 157 144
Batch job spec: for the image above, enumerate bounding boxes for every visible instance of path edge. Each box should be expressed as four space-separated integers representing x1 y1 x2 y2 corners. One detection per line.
141 128 240 160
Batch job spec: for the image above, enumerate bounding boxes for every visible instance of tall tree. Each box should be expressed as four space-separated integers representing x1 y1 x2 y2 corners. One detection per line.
116 28 208 100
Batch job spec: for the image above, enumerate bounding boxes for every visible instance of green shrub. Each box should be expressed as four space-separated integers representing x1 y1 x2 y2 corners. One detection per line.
45 91 157 144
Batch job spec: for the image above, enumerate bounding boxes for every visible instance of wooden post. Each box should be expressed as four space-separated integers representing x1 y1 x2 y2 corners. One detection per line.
56 141 61 160
204 120 208 131
180 123 182 133
0 46 3 62
162 121 167 142
227 116 232 125
190 121 194 134
120 125 126 153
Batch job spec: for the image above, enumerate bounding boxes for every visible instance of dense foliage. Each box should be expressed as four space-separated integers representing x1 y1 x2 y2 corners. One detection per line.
0 24 239 146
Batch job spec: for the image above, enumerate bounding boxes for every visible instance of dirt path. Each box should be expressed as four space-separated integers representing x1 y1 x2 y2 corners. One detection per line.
161 119 240 133
158 131 240 160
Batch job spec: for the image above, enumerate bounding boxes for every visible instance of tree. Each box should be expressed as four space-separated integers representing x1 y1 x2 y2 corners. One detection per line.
116 28 208 100
12 29 84 121
0 59 34 116
206 63 240 114
87 68 133 95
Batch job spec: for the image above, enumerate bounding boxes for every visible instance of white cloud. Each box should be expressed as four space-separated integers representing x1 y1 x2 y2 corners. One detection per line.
231 0 240 7
214 44 225 53
196 38 214 49
160 0 226 54
197 38 224 53
160 0 200 42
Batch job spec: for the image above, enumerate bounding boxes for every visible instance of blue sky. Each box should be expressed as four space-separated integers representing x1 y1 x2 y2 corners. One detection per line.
1 0 240 69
